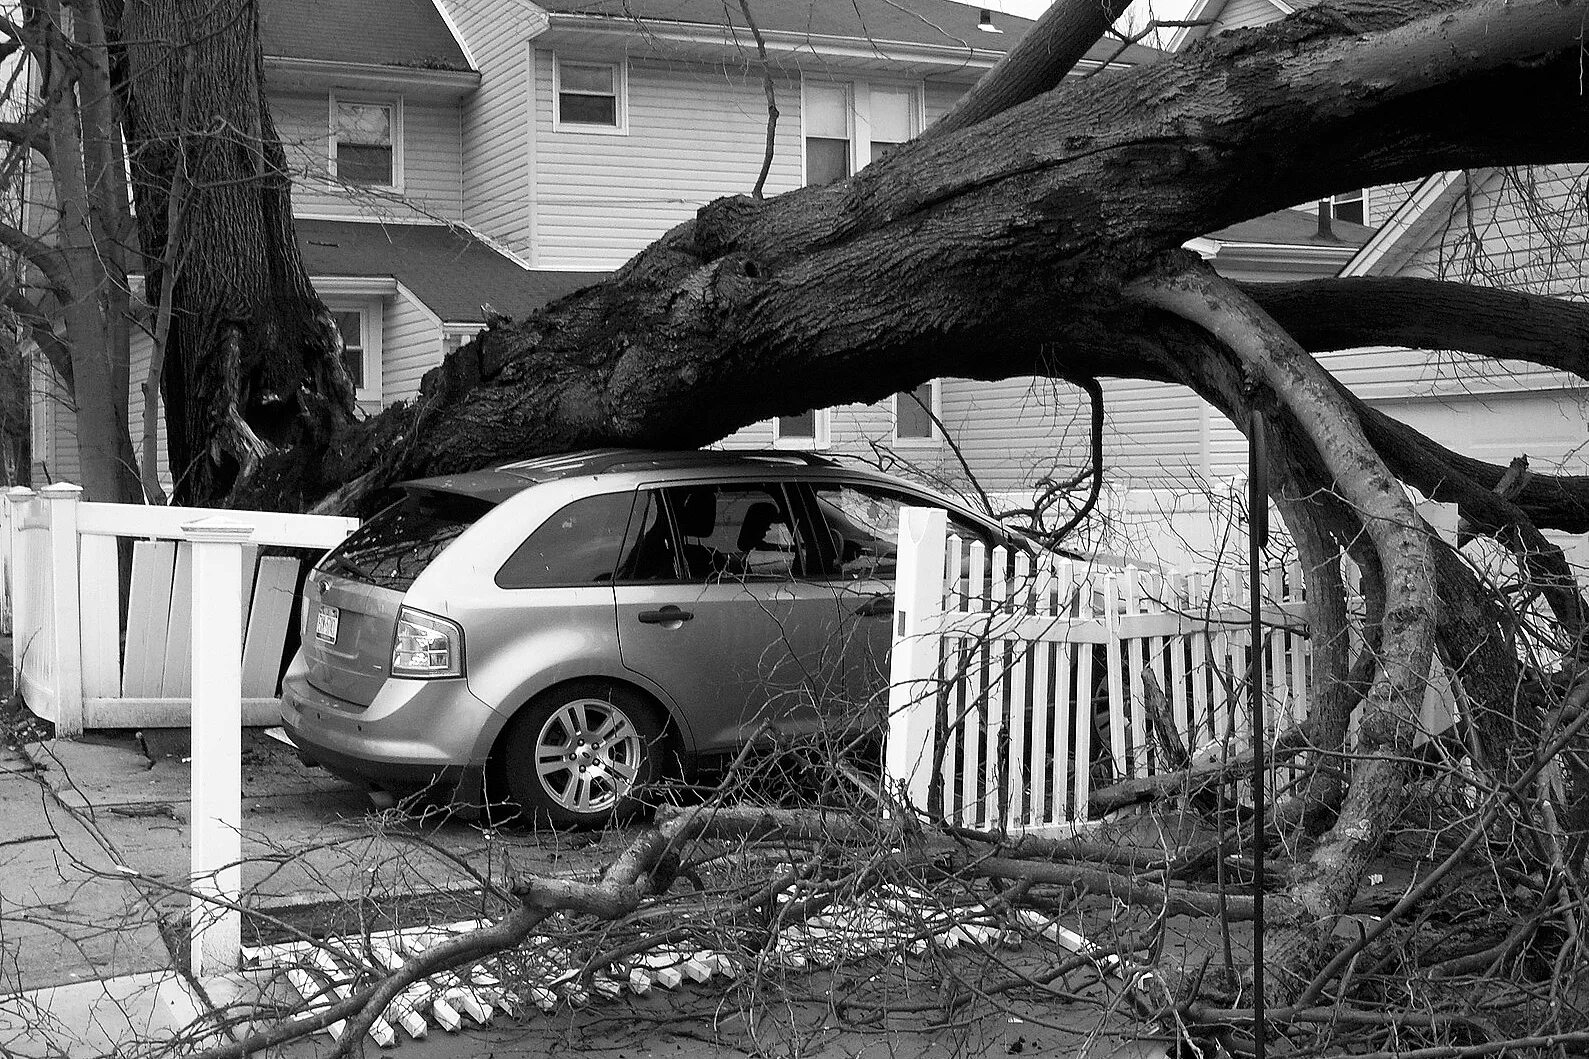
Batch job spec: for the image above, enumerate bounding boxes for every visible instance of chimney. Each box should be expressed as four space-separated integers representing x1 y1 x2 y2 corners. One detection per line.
1316 199 1335 240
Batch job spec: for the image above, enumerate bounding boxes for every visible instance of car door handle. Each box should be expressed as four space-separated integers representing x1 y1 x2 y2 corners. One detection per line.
853 594 894 618
637 606 694 625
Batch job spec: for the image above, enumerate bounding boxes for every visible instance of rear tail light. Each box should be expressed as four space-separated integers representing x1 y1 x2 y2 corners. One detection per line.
391 606 464 679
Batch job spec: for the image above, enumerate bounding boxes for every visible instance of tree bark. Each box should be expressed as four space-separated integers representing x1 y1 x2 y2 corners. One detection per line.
106 0 352 505
32 0 141 505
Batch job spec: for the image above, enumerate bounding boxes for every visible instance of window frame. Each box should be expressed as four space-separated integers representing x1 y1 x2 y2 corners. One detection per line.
326 297 383 404
1330 188 1367 225
772 408 831 450
891 379 940 445
552 55 628 135
328 94 403 192
801 76 921 186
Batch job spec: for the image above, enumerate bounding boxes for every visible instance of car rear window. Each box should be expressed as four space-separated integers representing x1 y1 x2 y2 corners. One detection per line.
323 490 493 590
496 491 636 588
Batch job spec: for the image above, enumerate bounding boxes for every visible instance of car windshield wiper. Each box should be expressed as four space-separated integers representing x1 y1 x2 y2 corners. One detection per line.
329 553 378 582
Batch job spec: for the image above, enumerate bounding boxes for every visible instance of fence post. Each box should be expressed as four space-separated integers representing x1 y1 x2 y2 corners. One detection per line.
183 515 255 978
41 484 84 737
5 488 34 688
886 506 948 811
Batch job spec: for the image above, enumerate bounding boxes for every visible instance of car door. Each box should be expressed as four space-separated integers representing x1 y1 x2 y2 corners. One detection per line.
799 481 1003 714
612 481 847 753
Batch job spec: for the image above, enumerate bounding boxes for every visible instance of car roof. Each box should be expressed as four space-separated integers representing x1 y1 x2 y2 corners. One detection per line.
401 448 1011 529
403 448 887 501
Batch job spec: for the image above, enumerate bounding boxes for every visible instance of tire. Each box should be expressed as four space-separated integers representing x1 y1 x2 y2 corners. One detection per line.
500 681 664 828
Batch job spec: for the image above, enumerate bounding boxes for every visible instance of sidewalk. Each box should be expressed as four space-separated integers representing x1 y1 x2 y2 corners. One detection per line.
0 631 633 1055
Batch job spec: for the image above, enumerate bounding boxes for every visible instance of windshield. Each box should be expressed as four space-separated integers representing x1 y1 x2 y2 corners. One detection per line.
322 490 493 591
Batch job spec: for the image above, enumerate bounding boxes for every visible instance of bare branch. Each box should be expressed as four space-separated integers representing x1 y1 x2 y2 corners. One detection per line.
0 118 51 161
733 0 776 199
0 220 71 298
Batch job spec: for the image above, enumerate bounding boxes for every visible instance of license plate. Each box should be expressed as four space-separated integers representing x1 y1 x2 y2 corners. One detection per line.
315 604 340 644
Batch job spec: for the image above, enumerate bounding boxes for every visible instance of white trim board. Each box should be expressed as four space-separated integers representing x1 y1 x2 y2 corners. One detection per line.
1339 171 1472 277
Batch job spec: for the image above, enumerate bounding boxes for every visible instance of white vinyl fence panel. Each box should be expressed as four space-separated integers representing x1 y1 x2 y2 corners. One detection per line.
4 484 357 734
887 507 1314 835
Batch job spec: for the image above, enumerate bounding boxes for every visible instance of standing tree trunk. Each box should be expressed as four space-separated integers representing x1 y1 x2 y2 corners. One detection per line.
105 0 352 505
32 0 141 505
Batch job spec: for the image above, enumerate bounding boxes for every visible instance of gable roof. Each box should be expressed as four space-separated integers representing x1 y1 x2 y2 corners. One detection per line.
297 220 606 322
1339 172 1470 277
534 0 1163 68
1170 0 1313 51
260 0 471 71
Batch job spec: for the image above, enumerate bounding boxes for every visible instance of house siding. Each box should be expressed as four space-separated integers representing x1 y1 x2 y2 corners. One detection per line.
382 291 445 405
940 376 1215 495
125 329 173 492
1324 166 1588 403
532 54 803 269
1366 180 1418 227
445 0 536 258
33 367 79 487
1213 0 1291 31
922 82 963 125
275 91 465 222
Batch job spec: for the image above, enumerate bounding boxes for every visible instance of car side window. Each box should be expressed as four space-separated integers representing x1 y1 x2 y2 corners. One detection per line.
615 490 680 581
669 483 807 582
805 483 996 582
615 483 808 583
495 491 636 589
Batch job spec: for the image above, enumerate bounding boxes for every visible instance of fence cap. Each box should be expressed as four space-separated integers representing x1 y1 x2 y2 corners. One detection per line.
39 483 84 500
181 516 257 544
4 486 36 501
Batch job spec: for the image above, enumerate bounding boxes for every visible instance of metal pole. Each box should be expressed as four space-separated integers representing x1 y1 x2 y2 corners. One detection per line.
1248 411 1268 1058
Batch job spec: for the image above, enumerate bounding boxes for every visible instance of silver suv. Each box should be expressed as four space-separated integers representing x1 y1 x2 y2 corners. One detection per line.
280 449 1010 826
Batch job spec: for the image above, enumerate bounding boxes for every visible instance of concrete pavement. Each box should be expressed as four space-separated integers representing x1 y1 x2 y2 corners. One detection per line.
0 716 634 1056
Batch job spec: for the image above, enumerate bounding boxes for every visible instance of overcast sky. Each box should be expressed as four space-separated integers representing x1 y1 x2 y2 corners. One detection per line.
949 0 1199 43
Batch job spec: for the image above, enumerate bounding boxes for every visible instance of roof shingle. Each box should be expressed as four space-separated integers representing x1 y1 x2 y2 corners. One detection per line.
261 0 471 71
297 220 606 322
534 0 1162 65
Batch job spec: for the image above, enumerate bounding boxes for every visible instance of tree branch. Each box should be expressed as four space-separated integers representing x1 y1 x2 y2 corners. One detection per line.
0 118 50 161
0 221 72 298
1248 276 1589 383
733 0 776 199
922 0 1136 142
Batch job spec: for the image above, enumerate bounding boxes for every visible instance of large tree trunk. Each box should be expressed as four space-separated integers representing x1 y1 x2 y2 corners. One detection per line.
106 0 352 505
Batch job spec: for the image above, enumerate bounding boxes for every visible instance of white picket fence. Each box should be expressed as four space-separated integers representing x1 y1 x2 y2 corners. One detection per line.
883 506 1480 835
4 484 357 735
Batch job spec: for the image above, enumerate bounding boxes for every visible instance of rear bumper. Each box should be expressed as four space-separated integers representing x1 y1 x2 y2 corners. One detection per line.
278 654 499 805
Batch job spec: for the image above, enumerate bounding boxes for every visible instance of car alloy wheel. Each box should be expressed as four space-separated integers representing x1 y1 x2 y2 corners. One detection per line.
533 696 644 814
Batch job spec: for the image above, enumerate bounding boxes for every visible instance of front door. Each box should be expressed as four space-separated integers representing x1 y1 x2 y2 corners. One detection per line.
613 482 847 753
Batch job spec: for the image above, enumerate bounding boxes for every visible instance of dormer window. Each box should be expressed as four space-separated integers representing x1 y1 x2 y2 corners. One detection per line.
1330 189 1366 225
555 58 626 132
331 97 400 189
